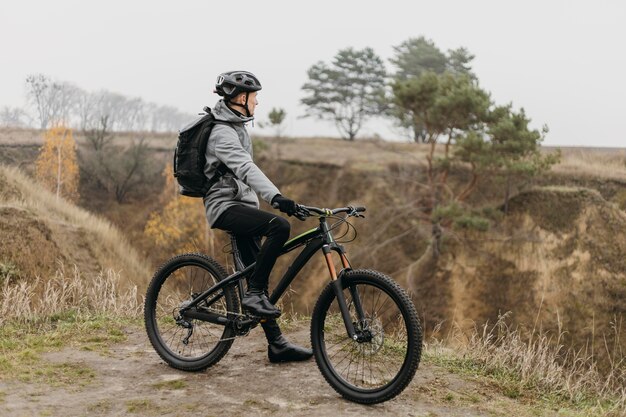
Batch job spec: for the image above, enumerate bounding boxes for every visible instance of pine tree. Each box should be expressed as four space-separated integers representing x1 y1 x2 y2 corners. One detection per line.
301 47 387 140
268 107 286 138
35 125 80 202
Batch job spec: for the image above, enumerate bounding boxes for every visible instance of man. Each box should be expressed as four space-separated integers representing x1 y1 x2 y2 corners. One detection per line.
203 70 312 363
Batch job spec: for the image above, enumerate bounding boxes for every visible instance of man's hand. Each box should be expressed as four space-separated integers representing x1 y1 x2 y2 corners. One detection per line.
271 195 297 216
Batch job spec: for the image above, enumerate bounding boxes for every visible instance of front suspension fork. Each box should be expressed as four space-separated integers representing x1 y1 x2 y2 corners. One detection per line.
323 245 366 340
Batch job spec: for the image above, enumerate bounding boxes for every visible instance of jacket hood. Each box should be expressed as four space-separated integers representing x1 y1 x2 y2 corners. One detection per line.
212 99 254 124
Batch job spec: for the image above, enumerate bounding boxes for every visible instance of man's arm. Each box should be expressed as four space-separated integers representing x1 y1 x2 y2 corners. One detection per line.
213 126 280 203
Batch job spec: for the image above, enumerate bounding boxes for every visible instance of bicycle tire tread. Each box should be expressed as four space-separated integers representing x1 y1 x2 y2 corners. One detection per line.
311 268 422 404
144 252 238 372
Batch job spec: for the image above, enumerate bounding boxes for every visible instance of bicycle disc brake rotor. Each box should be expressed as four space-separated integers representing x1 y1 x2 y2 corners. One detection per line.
356 317 385 356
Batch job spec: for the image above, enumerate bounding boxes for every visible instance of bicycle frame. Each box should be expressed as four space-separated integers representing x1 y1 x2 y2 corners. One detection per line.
180 216 364 338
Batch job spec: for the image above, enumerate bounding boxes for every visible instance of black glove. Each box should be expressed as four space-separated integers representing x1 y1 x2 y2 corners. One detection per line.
271 194 297 216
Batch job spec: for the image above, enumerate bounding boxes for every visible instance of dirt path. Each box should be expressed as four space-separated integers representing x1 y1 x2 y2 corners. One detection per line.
0 320 551 417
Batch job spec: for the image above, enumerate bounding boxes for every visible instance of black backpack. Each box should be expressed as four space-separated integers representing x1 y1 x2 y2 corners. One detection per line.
173 107 234 197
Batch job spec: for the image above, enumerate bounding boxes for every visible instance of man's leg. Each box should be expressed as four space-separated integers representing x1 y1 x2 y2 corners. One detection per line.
213 205 289 317
233 234 282 343
214 205 290 290
214 205 313 363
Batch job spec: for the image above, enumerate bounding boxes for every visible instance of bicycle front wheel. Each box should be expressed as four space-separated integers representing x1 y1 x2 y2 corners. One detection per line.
311 269 422 404
144 253 239 371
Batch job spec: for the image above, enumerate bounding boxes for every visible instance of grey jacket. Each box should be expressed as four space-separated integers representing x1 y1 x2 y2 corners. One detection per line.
203 100 281 227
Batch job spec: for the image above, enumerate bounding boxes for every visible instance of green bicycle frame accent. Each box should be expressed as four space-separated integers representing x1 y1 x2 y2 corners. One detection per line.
284 227 318 247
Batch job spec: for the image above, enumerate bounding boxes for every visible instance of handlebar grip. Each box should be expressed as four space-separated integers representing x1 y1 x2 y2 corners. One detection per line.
355 206 366 212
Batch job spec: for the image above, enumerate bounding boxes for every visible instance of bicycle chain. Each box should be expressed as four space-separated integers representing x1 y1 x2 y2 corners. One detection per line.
194 306 259 341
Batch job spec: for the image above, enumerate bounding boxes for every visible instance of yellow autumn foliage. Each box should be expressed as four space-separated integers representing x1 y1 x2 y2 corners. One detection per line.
160 162 179 201
35 125 79 202
144 163 215 255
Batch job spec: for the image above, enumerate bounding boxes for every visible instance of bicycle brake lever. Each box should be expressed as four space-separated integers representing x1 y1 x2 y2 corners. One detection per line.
348 207 365 218
294 206 309 221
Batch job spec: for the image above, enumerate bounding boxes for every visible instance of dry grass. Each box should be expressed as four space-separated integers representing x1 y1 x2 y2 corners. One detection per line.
548 146 626 182
427 313 626 416
262 138 626 183
0 165 150 289
3 127 625 182
0 127 175 148
0 264 140 325
257 136 434 170
0 264 140 385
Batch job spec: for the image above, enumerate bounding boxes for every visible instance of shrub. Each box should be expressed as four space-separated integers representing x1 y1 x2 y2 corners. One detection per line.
0 260 20 284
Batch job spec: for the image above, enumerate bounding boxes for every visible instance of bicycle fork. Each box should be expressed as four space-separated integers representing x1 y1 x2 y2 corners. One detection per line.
322 244 365 341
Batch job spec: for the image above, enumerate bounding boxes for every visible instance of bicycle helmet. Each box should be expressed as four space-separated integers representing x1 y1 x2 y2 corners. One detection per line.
214 71 262 117
214 71 261 98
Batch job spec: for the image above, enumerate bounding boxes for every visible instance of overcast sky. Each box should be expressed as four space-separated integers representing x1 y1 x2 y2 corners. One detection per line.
1 0 624 147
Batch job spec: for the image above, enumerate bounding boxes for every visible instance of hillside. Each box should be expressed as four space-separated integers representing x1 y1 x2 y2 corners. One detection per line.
409 187 626 365
1 129 625 333
1 129 625 415
0 165 150 289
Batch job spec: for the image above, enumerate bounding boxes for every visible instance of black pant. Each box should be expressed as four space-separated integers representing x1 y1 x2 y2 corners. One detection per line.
213 204 291 342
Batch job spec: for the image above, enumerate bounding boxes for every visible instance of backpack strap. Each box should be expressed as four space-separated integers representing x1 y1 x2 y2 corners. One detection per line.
204 119 237 194
205 161 234 192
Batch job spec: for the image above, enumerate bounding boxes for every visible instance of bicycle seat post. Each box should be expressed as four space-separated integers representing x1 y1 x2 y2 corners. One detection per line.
227 232 248 302
227 232 246 273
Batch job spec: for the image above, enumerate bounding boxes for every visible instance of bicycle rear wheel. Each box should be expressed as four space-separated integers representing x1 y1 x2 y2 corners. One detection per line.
144 253 239 371
311 269 422 404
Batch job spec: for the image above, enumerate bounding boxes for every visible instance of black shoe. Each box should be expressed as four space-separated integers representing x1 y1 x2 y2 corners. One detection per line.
242 289 281 318
268 335 313 363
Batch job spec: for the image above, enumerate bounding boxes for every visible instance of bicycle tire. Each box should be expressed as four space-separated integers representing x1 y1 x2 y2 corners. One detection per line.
144 252 239 371
311 269 422 404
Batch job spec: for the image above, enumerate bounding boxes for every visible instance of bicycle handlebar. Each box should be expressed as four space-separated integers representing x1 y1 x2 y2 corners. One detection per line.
299 205 366 216
271 203 366 220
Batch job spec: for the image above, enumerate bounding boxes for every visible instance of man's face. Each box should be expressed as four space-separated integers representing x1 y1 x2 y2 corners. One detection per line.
234 91 258 116
247 91 258 115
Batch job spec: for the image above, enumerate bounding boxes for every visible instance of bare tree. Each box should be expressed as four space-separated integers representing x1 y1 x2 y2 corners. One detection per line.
149 104 188 132
97 91 127 131
25 74 193 133
81 134 158 203
25 74 78 128
25 74 55 129
75 89 100 131
0 106 29 127
120 97 146 131
51 81 79 125
83 115 113 151
103 136 157 203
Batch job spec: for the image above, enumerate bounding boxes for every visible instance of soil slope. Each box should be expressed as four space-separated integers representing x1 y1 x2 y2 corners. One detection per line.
0 166 149 287
411 187 626 365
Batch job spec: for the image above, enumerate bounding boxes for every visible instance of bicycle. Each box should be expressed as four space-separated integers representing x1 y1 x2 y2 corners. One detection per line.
144 204 422 404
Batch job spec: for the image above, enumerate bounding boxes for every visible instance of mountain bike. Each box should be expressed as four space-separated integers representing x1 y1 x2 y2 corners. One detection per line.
144 204 422 404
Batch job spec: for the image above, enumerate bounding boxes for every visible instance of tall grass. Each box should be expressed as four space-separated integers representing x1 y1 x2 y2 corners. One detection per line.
428 313 626 415
0 264 140 325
